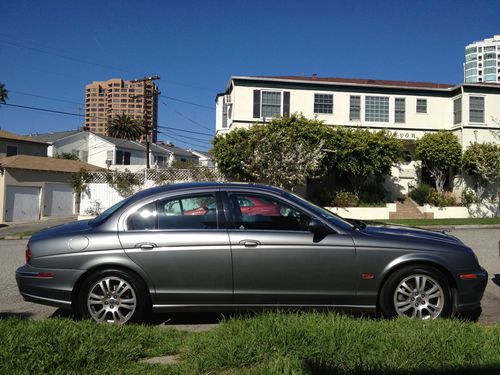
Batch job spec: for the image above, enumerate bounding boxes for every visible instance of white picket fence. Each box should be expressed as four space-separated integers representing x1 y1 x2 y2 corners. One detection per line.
80 168 225 215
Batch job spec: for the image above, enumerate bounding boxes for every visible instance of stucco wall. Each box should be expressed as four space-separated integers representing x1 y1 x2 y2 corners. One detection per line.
0 139 48 158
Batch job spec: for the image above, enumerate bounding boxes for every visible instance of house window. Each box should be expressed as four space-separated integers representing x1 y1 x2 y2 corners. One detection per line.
365 96 389 122
222 100 228 128
395 98 405 123
469 96 484 123
81 151 88 163
416 99 427 113
155 155 167 167
115 150 131 165
453 97 462 125
349 95 361 120
314 94 333 114
6 145 18 157
261 91 281 118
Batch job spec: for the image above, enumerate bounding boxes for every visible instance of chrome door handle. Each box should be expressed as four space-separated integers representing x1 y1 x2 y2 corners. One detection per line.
136 243 156 250
239 240 260 247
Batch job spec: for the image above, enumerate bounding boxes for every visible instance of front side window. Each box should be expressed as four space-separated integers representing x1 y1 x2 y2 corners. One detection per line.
416 98 427 113
314 94 333 114
365 96 389 122
469 96 484 123
349 95 361 120
126 194 218 230
261 91 282 118
395 98 405 123
230 193 310 231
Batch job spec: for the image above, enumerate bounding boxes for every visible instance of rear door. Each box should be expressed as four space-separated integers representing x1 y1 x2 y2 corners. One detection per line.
118 190 232 306
225 190 357 306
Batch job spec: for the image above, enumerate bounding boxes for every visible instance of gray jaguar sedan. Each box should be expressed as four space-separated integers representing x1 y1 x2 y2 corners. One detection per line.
16 182 487 324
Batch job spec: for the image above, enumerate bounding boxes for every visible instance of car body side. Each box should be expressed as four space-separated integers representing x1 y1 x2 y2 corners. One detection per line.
16 183 487 314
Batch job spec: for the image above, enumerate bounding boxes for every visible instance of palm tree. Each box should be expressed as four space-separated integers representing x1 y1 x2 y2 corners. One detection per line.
107 113 144 140
0 82 8 104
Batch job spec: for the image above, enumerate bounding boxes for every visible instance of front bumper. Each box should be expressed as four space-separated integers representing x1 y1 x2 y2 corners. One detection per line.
16 264 85 309
454 268 488 312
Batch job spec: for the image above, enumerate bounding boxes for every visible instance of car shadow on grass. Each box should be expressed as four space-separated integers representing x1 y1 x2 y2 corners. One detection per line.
0 311 33 320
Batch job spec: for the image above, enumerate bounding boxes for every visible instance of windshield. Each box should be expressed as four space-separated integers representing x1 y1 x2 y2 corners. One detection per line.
90 196 134 226
284 192 354 231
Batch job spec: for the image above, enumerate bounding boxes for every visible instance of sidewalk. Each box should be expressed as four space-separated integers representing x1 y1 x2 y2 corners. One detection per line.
0 216 78 238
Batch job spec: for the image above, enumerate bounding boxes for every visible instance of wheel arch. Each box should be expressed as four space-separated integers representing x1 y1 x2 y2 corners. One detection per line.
376 259 458 310
71 264 154 308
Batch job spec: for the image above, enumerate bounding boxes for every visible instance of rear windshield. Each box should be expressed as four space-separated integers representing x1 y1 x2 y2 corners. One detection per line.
90 196 134 226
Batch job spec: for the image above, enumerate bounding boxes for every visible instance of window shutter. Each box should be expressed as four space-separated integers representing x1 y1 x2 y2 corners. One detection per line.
253 90 261 118
283 91 290 116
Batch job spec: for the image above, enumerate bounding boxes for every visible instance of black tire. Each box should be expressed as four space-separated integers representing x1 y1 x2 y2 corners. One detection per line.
77 268 149 324
379 265 452 319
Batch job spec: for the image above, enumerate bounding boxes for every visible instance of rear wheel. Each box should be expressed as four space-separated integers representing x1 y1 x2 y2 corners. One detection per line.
78 269 148 324
379 265 452 320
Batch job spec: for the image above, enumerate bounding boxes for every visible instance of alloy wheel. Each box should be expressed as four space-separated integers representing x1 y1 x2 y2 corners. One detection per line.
87 276 137 324
393 274 444 320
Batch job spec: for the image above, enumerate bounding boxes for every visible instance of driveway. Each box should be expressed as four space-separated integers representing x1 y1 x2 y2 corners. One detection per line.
0 227 498 326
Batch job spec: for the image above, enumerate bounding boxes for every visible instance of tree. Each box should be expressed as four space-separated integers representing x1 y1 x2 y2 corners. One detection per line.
211 114 330 188
0 82 8 105
55 152 80 161
463 142 500 199
107 114 143 140
325 128 403 196
70 168 91 214
415 130 462 194
245 126 326 191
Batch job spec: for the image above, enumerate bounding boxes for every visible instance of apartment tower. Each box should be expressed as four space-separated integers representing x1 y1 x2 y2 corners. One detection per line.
85 78 159 142
464 34 500 83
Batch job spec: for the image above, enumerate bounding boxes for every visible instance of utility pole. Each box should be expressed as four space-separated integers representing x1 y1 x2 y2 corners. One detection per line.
130 75 160 169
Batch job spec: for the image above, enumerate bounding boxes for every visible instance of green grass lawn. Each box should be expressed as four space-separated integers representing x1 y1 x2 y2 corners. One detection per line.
381 217 500 227
1 313 499 374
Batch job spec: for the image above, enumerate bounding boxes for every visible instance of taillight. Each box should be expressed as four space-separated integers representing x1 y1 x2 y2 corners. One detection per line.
25 245 31 264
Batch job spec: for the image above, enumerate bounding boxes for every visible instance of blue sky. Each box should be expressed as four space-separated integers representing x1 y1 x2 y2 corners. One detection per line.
1 0 499 151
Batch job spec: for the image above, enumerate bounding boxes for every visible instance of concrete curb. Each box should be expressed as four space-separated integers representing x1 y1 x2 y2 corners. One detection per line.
1 235 32 240
417 224 500 230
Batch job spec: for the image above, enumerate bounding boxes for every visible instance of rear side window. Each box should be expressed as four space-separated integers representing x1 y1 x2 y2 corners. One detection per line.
126 194 218 230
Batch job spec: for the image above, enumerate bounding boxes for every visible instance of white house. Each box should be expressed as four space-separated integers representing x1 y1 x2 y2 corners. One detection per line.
189 149 214 167
30 130 172 171
215 75 500 196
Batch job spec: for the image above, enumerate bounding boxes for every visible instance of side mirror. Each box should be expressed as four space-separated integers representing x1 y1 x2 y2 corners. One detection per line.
308 219 325 233
308 219 329 243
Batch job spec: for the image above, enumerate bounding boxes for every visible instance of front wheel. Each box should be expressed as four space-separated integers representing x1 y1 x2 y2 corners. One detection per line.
77 269 148 324
379 266 452 320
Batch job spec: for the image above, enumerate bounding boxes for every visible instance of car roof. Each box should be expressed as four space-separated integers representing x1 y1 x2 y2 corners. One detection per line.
131 181 286 201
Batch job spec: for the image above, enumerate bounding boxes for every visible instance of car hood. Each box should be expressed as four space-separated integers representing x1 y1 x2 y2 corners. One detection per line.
359 223 464 246
31 220 92 241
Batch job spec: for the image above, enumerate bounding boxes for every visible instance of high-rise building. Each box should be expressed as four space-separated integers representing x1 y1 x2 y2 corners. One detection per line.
464 35 500 83
85 78 159 142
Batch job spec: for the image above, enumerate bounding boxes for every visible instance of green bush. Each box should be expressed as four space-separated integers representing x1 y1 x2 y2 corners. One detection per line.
428 190 459 208
359 181 386 206
461 188 479 205
332 191 359 207
409 183 433 205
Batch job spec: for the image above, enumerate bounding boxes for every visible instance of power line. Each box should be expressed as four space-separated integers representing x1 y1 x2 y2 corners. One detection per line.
3 103 84 117
9 90 82 106
161 95 215 110
157 130 210 149
3 102 216 142
161 101 213 131
157 125 213 137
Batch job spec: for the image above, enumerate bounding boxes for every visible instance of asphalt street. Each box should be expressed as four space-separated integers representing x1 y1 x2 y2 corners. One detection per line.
0 227 498 326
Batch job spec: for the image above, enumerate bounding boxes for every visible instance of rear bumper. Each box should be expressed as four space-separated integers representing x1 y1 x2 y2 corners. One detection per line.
16 264 84 309
454 268 488 312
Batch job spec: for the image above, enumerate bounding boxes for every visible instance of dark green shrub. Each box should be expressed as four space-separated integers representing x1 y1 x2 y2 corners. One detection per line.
409 184 433 205
332 191 359 207
461 188 479 206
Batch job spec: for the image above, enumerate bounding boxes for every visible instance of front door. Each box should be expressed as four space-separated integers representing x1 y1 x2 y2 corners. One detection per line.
118 191 232 306
226 192 357 306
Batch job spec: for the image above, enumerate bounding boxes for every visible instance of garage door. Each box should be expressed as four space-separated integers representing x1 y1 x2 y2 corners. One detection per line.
5 186 41 222
44 183 74 217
